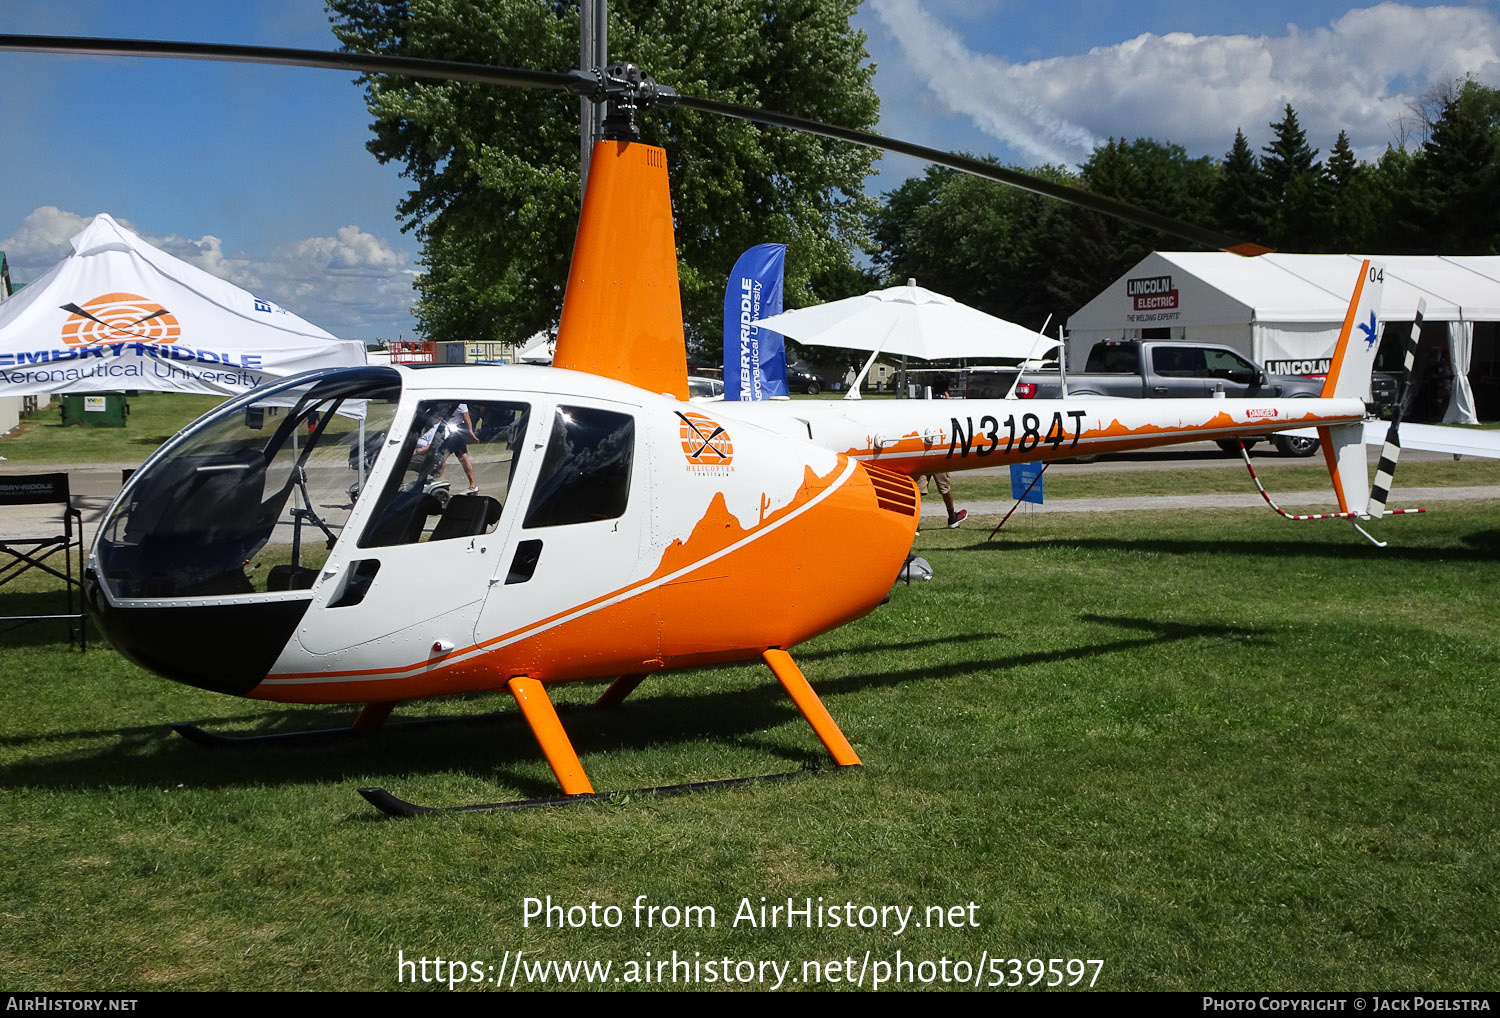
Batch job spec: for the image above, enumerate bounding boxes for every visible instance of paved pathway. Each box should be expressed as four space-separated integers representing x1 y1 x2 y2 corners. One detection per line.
921 485 1500 521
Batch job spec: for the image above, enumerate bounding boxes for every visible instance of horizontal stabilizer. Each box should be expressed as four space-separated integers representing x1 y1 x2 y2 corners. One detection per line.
1359 421 1500 459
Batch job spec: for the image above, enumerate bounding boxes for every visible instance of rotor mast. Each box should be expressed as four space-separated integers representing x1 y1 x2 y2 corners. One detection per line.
579 0 608 195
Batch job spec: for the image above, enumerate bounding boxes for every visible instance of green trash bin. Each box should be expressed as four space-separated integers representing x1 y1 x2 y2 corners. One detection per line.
59 392 129 428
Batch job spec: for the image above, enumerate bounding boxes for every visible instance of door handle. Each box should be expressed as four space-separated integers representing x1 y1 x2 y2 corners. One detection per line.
506 540 543 585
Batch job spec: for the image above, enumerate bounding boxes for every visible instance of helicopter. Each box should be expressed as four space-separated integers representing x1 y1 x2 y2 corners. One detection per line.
0 33 1391 815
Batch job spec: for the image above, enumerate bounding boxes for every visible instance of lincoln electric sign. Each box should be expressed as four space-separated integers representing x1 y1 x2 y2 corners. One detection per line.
1126 274 1181 323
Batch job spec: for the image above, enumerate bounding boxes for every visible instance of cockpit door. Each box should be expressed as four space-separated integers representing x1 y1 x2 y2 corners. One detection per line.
471 399 656 679
294 397 537 665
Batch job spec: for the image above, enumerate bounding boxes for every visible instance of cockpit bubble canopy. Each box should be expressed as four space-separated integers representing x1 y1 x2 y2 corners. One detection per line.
95 367 401 601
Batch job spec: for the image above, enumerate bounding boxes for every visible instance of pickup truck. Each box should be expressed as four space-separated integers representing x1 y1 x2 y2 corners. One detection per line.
970 340 1395 457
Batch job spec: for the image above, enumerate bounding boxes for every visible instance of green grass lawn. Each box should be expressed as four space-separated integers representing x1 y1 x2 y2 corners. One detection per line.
0 392 226 464
1 500 1496 991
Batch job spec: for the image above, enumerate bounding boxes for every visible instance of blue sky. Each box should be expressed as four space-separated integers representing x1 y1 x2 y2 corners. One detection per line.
3 1 1497 341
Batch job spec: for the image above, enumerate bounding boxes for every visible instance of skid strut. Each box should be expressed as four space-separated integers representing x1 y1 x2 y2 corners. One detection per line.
762 648 861 766
507 675 594 795
359 649 861 816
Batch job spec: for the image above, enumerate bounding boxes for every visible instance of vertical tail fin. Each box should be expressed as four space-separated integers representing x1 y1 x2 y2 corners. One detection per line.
1320 259 1384 400
1318 422 1370 516
1317 261 1383 518
553 140 689 400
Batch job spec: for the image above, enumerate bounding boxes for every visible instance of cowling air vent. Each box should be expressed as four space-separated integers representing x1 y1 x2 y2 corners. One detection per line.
864 464 919 517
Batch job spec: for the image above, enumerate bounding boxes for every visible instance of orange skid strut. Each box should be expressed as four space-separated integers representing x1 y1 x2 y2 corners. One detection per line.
763 649 862 767
507 676 594 796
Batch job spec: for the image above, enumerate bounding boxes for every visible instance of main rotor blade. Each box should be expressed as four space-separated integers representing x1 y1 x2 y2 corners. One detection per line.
0 33 1270 254
672 94 1270 256
0 34 581 94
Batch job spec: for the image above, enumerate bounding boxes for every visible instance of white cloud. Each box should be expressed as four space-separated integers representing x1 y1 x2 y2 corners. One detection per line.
1 206 97 265
870 1 1500 165
2 211 416 339
280 226 408 275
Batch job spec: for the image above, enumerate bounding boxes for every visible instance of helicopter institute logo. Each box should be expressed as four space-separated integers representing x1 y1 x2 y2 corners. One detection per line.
59 293 181 347
676 410 734 473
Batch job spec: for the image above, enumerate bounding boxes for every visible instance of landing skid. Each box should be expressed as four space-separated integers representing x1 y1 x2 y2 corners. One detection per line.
358 762 850 817
168 677 653 750
171 721 372 748
365 649 862 817
167 711 514 748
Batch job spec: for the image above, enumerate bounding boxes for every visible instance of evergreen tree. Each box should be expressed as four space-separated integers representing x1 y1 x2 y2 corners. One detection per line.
1403 91 1500 254
1324 130 1358 189
1214 128 1269 244
1262 104 1319 191
1317 130 1376 251
1261 104 1323 251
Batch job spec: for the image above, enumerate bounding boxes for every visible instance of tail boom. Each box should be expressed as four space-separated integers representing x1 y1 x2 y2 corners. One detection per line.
722 396 1366 475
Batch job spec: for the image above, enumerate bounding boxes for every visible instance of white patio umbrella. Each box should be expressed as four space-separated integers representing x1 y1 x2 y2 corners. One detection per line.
751 279 1058 398
516 331 555 364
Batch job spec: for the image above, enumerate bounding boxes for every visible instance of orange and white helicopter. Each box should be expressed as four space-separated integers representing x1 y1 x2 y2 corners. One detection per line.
0 35 1401 814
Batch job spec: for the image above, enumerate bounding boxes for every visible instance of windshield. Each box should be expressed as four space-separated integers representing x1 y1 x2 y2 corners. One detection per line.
95 368 401 599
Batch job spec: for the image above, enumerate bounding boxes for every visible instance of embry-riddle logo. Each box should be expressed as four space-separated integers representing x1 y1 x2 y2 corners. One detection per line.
60 293 181 347
676 410 734 469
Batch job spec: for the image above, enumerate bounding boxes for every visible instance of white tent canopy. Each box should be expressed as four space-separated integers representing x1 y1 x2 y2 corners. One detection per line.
0 214 365 398
1067 253 1500 424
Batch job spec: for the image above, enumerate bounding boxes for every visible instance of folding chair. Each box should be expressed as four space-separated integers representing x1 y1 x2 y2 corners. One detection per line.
0 473 86 648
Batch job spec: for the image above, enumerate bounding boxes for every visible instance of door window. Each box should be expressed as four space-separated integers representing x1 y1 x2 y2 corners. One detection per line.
523 405 635 529
360 400 530 547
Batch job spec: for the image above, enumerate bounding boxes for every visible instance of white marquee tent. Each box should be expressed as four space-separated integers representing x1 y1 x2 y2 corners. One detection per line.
1067 253 1500 424
0 214 365 399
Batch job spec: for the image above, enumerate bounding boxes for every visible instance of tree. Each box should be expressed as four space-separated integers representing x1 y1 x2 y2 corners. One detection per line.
1316 130 1379 251
1363 145 1415 252
1260 104 1323 250
870 160 1073 330
1402 88 1500 254
871 137 1221 328
1043 137 1217 313
1214 128 1269 244
328 0 880 348
1324 130 1358 189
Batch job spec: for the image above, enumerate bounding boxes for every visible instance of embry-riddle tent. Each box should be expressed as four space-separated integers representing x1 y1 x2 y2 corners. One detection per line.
0 214 365 398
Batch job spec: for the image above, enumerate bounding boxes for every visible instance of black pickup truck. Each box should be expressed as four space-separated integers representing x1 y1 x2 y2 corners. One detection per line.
968 340 1397 457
